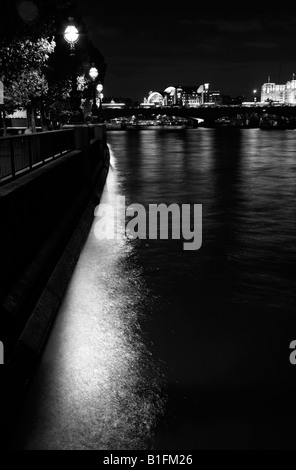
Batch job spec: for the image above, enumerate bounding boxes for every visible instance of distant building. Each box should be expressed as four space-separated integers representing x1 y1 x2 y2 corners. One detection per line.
176 87 183 106
163 85 201 107
179 86 200 107
141 91 165 107
4 108 28 131
203 90 222 105
142 84 222 108
163 86 177 106
222 95 245 106
261 81 286 104
102 99 126 109
261 76 296 104
163 84 222 107
285 79 296 104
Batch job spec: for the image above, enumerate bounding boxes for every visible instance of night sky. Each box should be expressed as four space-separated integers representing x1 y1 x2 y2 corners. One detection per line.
74 2 296 103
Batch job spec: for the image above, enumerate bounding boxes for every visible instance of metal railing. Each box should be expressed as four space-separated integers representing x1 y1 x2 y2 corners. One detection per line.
0 129 75 184
88 125 95 141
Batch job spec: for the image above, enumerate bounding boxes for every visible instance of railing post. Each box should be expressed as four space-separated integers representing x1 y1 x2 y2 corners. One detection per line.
28 136 33 169
62 124 91 185
59 132 63 157
9 138 16 177
0 130 78 184
93 123 106 161
62 124 89 152
93 123 105 142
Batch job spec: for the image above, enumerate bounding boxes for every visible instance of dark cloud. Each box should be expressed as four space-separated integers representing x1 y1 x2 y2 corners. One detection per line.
246 41 279 49
17 0 39 23
216 19 262 33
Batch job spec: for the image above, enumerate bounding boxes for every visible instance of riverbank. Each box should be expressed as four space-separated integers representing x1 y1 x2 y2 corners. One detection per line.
1 127 110 450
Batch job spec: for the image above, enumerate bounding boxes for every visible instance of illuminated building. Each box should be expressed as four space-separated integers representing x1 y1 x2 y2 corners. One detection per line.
164 86 177 106
176 87 182 106
173 84 221 107
179 86 200 107
142 84 222 108
102 99 126 109
261 76 296 104
141 91 165 107
261 81 285 103
284 79 296 104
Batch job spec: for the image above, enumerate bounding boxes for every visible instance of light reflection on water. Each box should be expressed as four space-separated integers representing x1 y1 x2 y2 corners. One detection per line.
107 128 296 449
10 145 165 450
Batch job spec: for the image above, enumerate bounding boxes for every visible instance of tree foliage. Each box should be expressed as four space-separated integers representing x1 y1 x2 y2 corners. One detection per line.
0 0 106 131
1 38 56 115
0 1 56 129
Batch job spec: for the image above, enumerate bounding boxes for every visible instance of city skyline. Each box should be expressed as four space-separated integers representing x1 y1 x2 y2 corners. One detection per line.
75 1 296 102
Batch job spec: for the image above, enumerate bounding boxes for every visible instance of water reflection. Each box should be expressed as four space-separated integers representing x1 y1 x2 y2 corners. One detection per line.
10 128 296 450
10 145 165 450
107 128 296 449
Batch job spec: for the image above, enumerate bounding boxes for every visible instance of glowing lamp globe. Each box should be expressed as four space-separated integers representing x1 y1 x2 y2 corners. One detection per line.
97 83 103 93
64 25 79 47
89 67 99 80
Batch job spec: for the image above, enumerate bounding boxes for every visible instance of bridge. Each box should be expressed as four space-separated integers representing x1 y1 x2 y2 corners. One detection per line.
103 105 296 123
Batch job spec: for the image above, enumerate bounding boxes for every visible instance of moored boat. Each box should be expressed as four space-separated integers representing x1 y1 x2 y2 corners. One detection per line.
259 114 290 130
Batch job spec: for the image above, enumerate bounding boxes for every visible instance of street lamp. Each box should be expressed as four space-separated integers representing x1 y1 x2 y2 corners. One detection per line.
97 83 103 94
89 67 99 81
64 18 83 123
64 19 79 55
96 83 104 122
253 89 257 104
89 66 99 120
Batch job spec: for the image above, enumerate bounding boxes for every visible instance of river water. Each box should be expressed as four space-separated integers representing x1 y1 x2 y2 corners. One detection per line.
11 127 296 450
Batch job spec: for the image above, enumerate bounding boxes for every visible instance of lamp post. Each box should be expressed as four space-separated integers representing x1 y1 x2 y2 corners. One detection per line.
64 22 79 55
253 89 257 104
89 66 99 121
64 18 83 123
96 83 104 122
